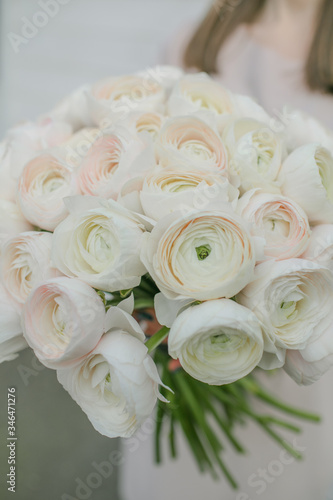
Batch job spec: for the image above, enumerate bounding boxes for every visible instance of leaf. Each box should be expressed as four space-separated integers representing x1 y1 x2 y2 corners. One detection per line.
119 288 133 299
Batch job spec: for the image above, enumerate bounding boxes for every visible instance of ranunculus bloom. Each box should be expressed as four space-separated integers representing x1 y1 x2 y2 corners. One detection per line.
140 168 238 221
168 299 263 385
156 116 228 173
168 73 234 119
0 284 27 363
0 200 33 243
0 119 72 201
284 348 333 386
279 143 333 224
48 85 92 131
5 119 73 177
302 224 333 270
285 312 333 385
57 303 167 438
22 277 105 369
6 119 73 153
0 121 73 202
137 65 184 92
52 196 147 292
17 152 80 231
134 112 164 137
58 127 103 169
239 259 333 370
238 190 311 260
281 107 333 153
122 112 164 140
87 74 165 127
77 131 154 199
223 118 283 193
167 73 269 131
1 231 60 305
141 209 257 300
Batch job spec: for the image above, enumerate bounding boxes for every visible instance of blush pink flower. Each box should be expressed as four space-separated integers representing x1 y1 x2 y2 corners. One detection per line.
22 277 105 369
156 116 228 173
17 152 80 231
238 190 311 260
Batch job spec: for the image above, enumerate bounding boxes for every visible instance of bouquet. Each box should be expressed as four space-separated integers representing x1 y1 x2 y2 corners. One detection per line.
2 66 333 488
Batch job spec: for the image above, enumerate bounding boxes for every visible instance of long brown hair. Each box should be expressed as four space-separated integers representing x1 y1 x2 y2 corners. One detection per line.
184 0 333 93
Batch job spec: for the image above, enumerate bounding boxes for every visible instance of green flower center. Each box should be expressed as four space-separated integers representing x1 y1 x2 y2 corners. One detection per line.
280 301 297 319
281 301 293 309
195 244 212 261
211 334 230 345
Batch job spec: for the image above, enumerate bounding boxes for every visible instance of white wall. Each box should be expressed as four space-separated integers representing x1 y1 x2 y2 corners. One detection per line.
0 0 210 134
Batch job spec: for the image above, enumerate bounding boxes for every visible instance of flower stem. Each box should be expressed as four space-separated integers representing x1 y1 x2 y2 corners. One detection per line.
240 377 321 422
138 277 158 294
134 298 155 310
174 372 238 489
169 413 177 458
145 326 170 353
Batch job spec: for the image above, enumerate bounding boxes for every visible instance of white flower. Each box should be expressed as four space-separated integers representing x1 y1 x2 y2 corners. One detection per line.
57 127 103 169
48 85 92 131
239 259 333 369
6 119 72 151
154 292 193 328
57 299 167 438
0 141 18 201
156 116 228 173
1 231 60 305
284 348 333 386
140 167 238 221
122 112 164 140
141 209 257 300
168 299 263 385
279 143 333 224
280 106 333 153
17 152 80 231
77 129 155 199
137 65 184 93
167 73 270 130
87 74 166 127
287 311 333 385
223 118 283 193
52 196 147 292
0 200 33 244
302 224 333 270
0 121 72 203
238 190 311 260
22 277 105 369
5 119 73 177
0 284 27 363
167 73 234 120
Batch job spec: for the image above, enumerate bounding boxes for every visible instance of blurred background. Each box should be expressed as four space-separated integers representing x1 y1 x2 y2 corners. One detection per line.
0 0 210 135
0 1 209 499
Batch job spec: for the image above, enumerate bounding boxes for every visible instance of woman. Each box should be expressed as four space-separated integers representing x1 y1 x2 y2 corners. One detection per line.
120 1 333 499
171 0 333 126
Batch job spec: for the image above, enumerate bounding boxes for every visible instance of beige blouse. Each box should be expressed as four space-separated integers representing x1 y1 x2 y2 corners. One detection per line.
166 24 333 129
